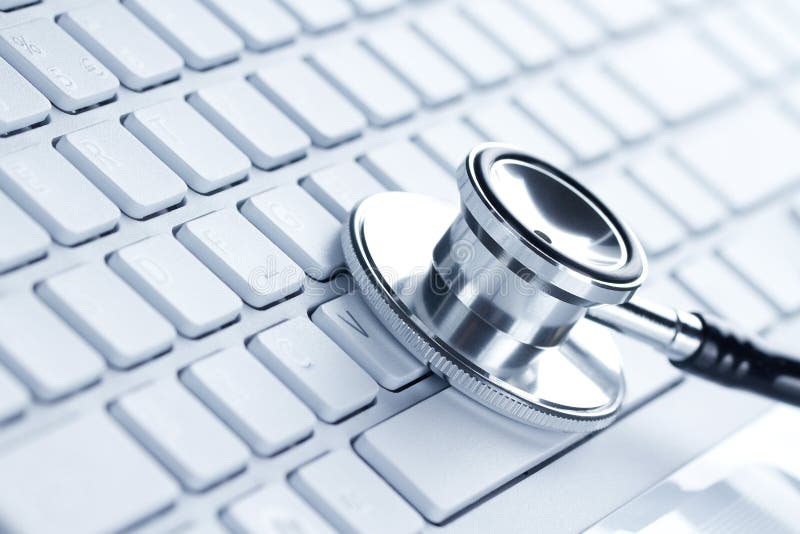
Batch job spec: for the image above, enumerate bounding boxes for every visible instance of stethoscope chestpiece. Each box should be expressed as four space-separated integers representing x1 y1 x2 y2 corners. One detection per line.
343 143 646 432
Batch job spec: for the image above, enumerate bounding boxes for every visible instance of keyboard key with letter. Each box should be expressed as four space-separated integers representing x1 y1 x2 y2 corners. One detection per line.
0 412 179 533
248 317 378 423
0 189 49 273
311 43 419 126
59 1 183 91
312 293 427 390
125 99 250 194
109 234 242 338
251 60 367 148
124 0 242 70
0 293 105 400
181 346 315 456
0 57 49 134
176 208 304 308
303 161 385 221
0 143 120 245
222 484 336 534
607 27 744 123
200 0 299 51
241 185 344 280
38 262 176 369
290 449 424 534
0 18 119 112
111 378 250 491
189 80 310 170
57 120 187 219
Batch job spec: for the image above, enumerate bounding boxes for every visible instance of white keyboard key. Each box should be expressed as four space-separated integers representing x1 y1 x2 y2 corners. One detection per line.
0 190 49 273
278 0 354 32
182 346 315 456
222 484 336 534
252 60 367 147
580 0 663 34
38 263 176 369
190 80 309 170
0 412 179 533
109 234 242 338
0 18 119 112
248 317 378 423
313 294 426 390
416 120 483 172
57 120 187 219
124 0 242 70
241 185 344 280
607 27 744 123
291 449 424 534
0 57 49 134
311 43 419 126
363 26 469 106
59 2 183 91
513 0 604 52
0 366 29 423
360 140 458 203
177 208 304 308
676 256 778 332
413 10 516 87
627 152 727 233
112 378 249 491
466 102 573 169
200 0 299 50
701 7 783 82
594 174 686 255
672 102 800 210
719 214 800 314
740 2 800 64
516 84 617 162
351 0 401 15
125 99 250 193
562 66 660 143
0 293 105 400
304 161 385 221
0 143 120 245
460 0 560 69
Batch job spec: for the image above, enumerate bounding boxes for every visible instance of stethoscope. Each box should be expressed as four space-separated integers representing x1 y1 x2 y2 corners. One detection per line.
342 143 800 433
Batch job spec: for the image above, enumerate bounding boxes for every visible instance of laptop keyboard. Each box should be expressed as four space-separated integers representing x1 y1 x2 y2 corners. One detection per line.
1 0 800 532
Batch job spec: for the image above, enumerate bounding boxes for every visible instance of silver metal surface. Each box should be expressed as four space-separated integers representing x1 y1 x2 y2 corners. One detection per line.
343 191 625 432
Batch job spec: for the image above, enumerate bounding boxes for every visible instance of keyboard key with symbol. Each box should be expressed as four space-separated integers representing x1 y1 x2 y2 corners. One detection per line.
182 346 315 456
0 293 105 401
189 80 310 170
0 57 49 134
363 26 469 107
290 449 425 534
109 234 242 338
248 317 378 423
312 293 427 390
413 10 516 88
124 0 243 70
59 1 184 91
0 18 119 112
251 60 367 148
111 378 250 491
0 189 49 273
57 120 187 219
200 0 299 51
125 99 250 194
241 185 344 280
38 262 176 369
176 208 304 308
0 412 179 533
0 143 120 246
277 0 354 33
222 483 336 534
303 161 386 222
